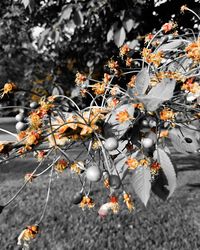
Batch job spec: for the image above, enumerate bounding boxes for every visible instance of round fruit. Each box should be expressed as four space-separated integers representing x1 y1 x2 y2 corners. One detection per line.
186 94 196 102
109 175 121 189
148 119 157 128
141 119 149 128
30 102 39 109
104 137 119 151
16 122 28 131
86 166 101 182
135 46 140 52
71 192 83 205
103 171 109 180
175 113 184 122
141 138 154 148
15 113 24 122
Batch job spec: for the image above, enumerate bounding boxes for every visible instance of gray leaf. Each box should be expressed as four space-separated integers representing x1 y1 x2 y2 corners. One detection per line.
114 27 126 47
132 166 151 206
138 78 176 111
154 148 176 198
135 68 150 95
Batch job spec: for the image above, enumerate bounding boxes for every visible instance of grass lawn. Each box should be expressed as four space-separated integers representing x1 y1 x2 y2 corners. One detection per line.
0 150 200 250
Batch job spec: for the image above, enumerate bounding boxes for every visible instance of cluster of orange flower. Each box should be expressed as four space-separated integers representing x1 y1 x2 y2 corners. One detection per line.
160 108 175 121
142 48 164 67
185 37 200 63
79 195 95 210
182 78 200 94
150 71 186 86
0 82 17 98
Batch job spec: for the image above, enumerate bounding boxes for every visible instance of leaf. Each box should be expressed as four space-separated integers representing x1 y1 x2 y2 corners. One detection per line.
54 30 60 44
120 10 125 21
111 152 128 179
123 19 134 32
21 0 30 8
157 40 183 52
38 28 51 49
59 6 73 22
148 78 175 100
114 27 126 47
135 68 150 95
107 140 128 155
52 85 64 96
132 166 151 206
168 127 199 154
73 9 84 27
28 0 35 13
107 27 114 42
138 78 176 111
128 39 139 49
70 86 81 98
154 148 176 198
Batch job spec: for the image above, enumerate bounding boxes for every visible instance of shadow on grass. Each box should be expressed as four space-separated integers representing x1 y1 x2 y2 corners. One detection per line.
187 183 200 188
0 151 200 249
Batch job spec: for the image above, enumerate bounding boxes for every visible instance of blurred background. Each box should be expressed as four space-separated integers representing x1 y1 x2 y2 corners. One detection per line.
0 0 200 249
0 0 199 114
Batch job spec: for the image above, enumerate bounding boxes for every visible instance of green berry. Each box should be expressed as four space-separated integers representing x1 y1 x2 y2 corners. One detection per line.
86 166 101 182
16 122 28 131
30 102 39 109
71 192 83 205
104 137 119 151
15 113 24 122
142 119 149 127
141 138 154 148
109 175 121 189
148 120 156 128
